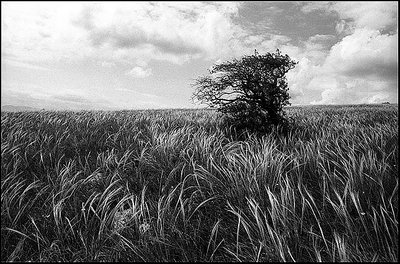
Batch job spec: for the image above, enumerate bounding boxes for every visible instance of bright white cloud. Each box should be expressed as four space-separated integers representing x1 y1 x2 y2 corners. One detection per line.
368 93 391 104
331 2 398 31
1 1 398 109
125 66 152 78
2 2 92 62
100 61 116 67
2 2 246 66
323 28 397 79
310 77 396 105
293 1 398 105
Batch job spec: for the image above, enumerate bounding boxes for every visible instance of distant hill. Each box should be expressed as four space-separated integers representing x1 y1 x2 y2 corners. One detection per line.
1 105 42 112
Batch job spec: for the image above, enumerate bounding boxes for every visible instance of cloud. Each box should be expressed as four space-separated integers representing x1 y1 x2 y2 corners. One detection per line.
286 57 323 101
115 87 159 99
300 2 333 14
71 2 244 64
1 2 91 63
3 58 51 71
2 89 114 110
51 94 92 104
100 61 116 67
296 34 338 64
367 93 392 104
331 2 398 31
310 78 396 105
2 2 397 107
290 1 398 105
335 20 354 35
113 88 170 109
125 66 152 78
2 2 250 67
323 28 398 80
301 1 398 33
3 2 326 68
307 34 336 46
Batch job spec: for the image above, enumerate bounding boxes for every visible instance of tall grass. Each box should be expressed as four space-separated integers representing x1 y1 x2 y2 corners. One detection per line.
1 105 398 261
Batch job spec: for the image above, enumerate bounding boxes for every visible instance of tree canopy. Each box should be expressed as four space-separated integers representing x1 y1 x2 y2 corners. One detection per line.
193 49 297 133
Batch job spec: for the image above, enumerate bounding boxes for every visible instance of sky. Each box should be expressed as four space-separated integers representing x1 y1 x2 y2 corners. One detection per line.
1 1 398 110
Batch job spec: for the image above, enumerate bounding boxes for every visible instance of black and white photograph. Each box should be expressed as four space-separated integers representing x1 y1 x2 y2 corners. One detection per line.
1 1 398 262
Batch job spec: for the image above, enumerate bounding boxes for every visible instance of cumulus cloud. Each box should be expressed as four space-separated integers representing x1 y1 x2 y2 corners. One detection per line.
297 34 337 64
310 78 396 105
331 2 398 31
292 1 398 105
286 58 318 102
71 2 246 64
2 1 397 107
367 93 392 104
2 2 91 63
2 2 246 66
335 19 354 35
125 66 152 78
323 28 398 80
301 1 397 31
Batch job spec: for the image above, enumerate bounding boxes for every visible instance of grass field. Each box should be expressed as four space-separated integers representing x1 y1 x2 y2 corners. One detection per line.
1 104 398 262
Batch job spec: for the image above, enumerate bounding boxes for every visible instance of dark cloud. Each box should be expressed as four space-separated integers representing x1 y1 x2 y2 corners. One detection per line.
342 61 398 81
90 27 202 55
237 1 338 43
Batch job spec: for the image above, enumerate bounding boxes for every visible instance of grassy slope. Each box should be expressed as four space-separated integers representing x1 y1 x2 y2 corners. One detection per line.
1 105 398 261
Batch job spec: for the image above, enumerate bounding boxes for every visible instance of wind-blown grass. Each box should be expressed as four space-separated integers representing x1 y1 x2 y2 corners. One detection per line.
1 104 398 261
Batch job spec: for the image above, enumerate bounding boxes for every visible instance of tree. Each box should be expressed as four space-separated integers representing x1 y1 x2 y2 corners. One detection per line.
192 49 297 133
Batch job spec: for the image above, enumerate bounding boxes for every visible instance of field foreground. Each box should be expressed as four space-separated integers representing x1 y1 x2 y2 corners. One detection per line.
1 105 398 262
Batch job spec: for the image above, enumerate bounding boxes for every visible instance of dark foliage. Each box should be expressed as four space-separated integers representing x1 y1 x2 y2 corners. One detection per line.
193 49 297 134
